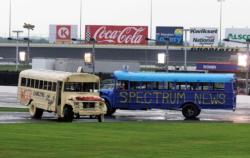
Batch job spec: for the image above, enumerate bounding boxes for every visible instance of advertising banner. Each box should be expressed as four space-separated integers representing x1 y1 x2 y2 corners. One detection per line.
49 25 77 44
196 62 238 72
225 28 250 47
156 26 183 46
190 28 218 46
85 25 148 45
56 25 71 41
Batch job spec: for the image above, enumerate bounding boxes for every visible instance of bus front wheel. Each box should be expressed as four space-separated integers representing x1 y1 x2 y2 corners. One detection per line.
97 114 104 122
29 104 43 119
63 106 74 122
182 103 200 119
105 101 116 116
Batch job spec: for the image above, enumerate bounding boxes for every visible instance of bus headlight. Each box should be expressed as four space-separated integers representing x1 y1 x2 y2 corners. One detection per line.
74 102 80 108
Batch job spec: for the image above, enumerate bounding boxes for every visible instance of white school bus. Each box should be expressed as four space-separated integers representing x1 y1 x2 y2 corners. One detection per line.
17 69 107 122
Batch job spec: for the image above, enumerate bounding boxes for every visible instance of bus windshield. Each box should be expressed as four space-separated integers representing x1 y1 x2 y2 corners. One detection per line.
64 82 98 92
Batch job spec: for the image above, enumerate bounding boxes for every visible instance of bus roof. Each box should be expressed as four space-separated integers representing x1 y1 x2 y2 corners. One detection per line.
20 69 99 82
114 71 235 83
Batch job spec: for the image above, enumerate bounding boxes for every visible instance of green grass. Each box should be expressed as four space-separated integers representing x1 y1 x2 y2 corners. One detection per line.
0 64 31 71
0 122 250 158
0 107 28 112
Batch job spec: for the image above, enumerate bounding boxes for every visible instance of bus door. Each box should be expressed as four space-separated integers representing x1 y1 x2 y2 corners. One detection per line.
55 81 62 113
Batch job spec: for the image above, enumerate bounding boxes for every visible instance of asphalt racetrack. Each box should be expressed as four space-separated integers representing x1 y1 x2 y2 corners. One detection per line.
1 86 250 123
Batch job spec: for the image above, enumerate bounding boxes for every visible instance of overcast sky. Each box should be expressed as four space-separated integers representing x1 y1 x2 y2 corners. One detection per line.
0 0 249 38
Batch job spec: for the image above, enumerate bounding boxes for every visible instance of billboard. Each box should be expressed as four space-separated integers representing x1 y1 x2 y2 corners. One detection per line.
196 62 250 72
225 28 250 47
49 25 77 44
156 26 183 46
190 28 218 46
85 25 148 45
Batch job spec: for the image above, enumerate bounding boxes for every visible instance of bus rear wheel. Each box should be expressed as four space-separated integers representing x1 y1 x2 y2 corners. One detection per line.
63 106 74 122
182 103 200 119
29 104 43 119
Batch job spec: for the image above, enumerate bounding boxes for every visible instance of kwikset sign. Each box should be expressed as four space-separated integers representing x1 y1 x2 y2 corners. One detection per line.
190 28 218 46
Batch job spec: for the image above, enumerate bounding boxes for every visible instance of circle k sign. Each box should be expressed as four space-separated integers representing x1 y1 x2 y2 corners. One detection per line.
56 25 71 40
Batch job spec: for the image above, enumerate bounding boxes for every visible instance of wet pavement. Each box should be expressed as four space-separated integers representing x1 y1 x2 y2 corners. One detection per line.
1 86 250 123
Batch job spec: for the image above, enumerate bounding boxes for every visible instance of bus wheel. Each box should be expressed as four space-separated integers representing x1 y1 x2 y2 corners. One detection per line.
63 106 74 122
105 101 116 116
182 103 200 119
29 104 43 119
97 114 104 122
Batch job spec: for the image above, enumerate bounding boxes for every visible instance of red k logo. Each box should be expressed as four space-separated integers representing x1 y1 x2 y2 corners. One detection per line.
56 25 71 40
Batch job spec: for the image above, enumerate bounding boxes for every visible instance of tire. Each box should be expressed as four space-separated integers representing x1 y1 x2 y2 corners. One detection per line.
97 114 104 122
105 101 116 116
29 104 43 119
182 103 200 119
63 106 74 122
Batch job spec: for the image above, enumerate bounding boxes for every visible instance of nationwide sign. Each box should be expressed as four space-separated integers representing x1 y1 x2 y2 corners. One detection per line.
189 28 218 46
156 26 183 46
49 25 77 44
85 25 148 45
225 28 250 47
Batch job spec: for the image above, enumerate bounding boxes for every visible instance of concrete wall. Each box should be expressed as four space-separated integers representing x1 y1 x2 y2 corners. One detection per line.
0 44 237 66
32 58 140 73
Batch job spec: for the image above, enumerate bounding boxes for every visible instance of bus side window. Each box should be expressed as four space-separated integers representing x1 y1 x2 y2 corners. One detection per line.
190 82 202 91
27 79 31 87
48 82 52 91
169 82 176 90
39 80 44 89
117 81 128 90
31 79 35 88
43 81 48 90
177 82 186 90
203 83 212 91
146 82 157 90
52 82 57 91
35 80 39 89
21 78 26 86
186 83 191 90
214 83 225 90
158 82 168 90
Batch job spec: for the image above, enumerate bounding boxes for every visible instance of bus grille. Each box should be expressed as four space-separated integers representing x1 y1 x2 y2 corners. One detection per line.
83 102 95 109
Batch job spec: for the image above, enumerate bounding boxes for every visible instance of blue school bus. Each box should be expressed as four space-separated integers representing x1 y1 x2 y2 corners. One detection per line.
100 71 237 119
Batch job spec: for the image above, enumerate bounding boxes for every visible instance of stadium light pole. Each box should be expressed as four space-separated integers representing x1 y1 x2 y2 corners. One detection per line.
184 29 189 71
224 38 250 94
79 0 83 40
23 23 35 64
149 0 153 39
71 38 96 73
10 30 23 71
218 0 225 46
146 37 169 72
9 0 12 37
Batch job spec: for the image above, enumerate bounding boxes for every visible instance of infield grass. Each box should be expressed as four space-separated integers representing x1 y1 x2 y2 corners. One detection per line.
0 65 31 71
0 122 250 158
0 107 28 112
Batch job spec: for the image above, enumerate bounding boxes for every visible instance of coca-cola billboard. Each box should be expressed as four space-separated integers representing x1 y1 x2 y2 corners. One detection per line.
85 25 148 45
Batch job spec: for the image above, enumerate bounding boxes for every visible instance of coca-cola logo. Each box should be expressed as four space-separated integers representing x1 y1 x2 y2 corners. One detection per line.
92 26 147 44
